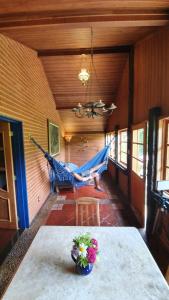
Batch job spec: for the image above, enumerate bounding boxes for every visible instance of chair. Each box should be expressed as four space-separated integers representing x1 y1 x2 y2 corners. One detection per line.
152 180 169 234
75 197 100 226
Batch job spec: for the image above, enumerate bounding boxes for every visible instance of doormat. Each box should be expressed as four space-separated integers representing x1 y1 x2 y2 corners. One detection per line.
51 204 64 210
56 195 67 201
51 200 74 209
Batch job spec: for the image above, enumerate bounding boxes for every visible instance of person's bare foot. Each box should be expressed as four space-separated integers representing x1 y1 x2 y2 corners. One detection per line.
95 186 104 192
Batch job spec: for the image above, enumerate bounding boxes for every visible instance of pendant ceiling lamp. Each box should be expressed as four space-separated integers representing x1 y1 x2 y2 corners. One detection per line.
78 54 90 86
73 27 117 118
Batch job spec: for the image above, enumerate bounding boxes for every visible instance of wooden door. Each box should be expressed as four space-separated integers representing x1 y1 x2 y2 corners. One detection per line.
0 122 18 229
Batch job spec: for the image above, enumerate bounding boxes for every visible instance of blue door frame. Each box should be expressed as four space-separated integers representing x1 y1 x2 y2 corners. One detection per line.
0 115 29 229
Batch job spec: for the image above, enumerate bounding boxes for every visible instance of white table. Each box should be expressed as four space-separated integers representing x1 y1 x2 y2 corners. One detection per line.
3 226 169 300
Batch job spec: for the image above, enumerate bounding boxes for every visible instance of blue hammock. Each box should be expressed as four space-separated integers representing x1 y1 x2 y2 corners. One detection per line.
31 137 111 190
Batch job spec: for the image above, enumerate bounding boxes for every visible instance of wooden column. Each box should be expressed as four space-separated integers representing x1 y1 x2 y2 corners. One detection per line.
127 46 134 201
114 125 119 185
146 107 161 238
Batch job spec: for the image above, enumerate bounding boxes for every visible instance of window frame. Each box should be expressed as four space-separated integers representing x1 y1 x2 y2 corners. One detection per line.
106 131 115 160
118 128 128 168
131 122 147 180
157 118 169 185
162 119 169 181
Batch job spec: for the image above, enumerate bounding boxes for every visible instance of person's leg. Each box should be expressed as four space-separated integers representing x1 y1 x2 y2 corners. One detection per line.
92 173 104 191
90 161 106 174
73 172 91 182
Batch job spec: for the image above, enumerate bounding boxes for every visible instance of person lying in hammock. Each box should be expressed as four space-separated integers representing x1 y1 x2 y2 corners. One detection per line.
65 161 105 192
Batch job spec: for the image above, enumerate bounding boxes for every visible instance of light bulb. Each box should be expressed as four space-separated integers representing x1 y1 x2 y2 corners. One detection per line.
78 68 90 85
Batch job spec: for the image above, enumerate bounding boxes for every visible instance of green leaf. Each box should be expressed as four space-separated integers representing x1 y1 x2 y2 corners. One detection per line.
77 256 88 268
73 233 92 248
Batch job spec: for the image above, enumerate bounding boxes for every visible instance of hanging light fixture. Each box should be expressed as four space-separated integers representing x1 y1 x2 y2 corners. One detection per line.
78 54 90 86
64 134 72 143
73 28 117 118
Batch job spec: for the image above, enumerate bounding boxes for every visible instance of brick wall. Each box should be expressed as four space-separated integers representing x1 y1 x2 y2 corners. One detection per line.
0 34 65 223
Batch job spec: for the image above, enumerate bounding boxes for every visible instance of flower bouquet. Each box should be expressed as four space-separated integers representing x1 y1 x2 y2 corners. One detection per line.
71 233 99 275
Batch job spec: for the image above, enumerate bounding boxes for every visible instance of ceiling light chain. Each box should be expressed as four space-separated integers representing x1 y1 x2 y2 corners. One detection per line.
73 27 117 118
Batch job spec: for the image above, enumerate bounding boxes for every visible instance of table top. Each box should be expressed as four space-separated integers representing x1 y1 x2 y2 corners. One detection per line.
3 226 169 300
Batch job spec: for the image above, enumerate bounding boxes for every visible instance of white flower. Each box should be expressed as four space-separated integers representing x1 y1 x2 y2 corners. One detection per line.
79 243 87 257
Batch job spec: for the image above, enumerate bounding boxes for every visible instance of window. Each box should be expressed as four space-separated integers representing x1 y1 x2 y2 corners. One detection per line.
106 131 115 159
163 120 169 180
106 132 111 146
157 118 169 182
118 129 128 167
132 123 147 179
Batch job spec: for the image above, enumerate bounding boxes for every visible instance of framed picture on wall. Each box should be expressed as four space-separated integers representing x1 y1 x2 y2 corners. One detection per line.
48 120 60 156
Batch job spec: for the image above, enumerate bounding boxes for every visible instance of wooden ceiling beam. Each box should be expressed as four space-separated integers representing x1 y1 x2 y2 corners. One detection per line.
0 14 168 29
65 131 105 134
56 106 78 110
56 103 114 110
38 45 130 56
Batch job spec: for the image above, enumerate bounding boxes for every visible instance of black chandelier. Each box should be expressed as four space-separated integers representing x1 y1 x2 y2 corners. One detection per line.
72 27 117 119
72 100 117 118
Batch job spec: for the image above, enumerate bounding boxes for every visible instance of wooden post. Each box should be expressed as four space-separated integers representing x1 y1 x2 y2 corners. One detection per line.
127 46 134 201
114 125 119 186
146 107 161 239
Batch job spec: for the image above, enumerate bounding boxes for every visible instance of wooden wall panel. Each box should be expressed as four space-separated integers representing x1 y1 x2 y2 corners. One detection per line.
106 59 129 198
107 59 129 131
0 34 65 223
131 27 169 225
66 133 104 167
119 172 128 198
131 172 145 225
134 27 169 123
108 161 116 179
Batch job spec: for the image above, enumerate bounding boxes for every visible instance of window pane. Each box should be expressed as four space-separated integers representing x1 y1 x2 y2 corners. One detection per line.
165 167 169 180
137 161 144 178
166 146 169 167
106 134 109 145
0 171 7 191
138 128 144 143
0 133 7 191
132 158 143 178
133 130 137 143
121 131 127 142
132 158 137 174
132 144 138 158
0 151 5 168
121 142 127 153
121 152 127 164
110 143 115 158
138 145 144 161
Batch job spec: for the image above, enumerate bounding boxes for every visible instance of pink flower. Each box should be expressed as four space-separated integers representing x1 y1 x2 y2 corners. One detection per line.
91 238 98 251
87 247 96 263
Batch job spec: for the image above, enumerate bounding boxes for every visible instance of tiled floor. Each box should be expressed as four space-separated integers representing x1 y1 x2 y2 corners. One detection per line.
46 174 140 227
0 173 140 296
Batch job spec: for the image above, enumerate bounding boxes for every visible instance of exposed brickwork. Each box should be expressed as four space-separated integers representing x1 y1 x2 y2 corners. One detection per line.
0 34 65 223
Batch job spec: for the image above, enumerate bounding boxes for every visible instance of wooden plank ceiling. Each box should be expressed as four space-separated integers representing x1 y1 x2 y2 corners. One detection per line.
0 1 168 133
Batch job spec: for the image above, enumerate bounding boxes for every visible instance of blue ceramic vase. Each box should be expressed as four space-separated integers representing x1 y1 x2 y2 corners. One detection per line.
71 254 93 276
